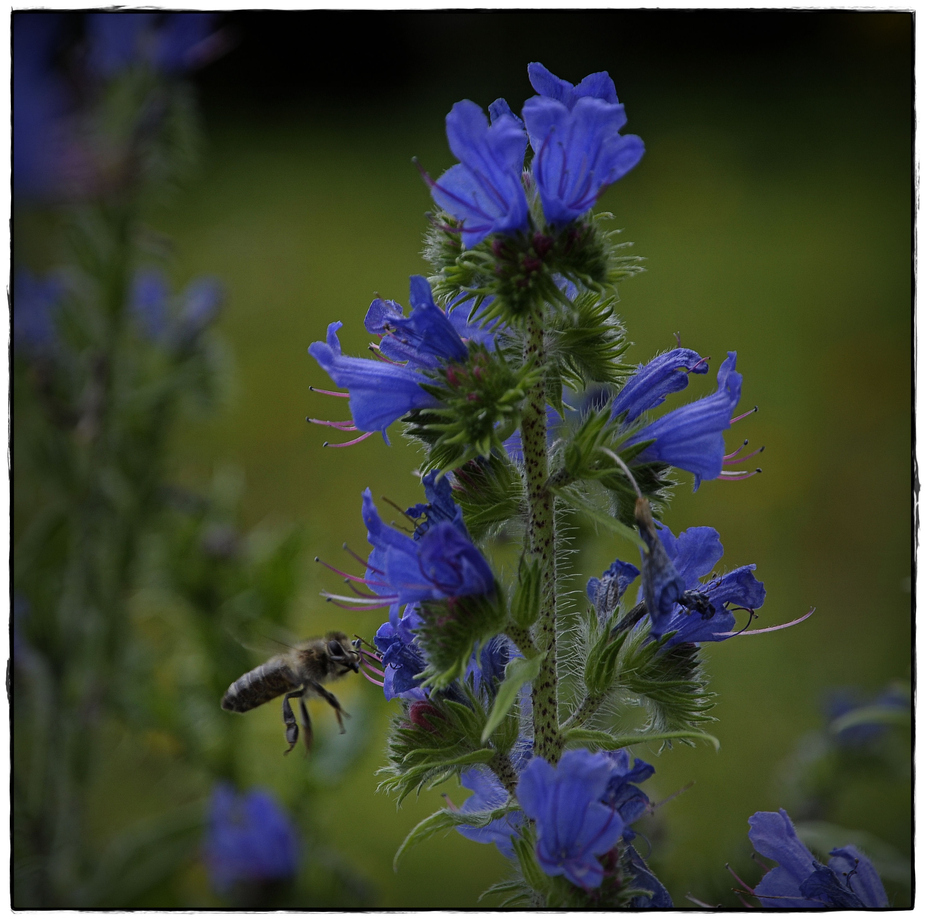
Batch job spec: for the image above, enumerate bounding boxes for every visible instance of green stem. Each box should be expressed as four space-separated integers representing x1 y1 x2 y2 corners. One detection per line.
520 310 562 764
488 751 520 797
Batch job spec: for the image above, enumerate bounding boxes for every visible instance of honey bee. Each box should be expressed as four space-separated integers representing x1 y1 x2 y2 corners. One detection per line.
221 631 361 755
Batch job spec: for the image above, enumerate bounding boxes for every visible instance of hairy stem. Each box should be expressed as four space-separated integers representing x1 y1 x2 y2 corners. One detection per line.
520 310 561 763
489 751 520 797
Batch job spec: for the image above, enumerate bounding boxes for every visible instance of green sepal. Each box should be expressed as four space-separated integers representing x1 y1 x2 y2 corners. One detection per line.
416 591 508 690
510 556 543 629
583 620 630 697
379 690 500 803
511 828 549 899
562 726 720 752
547 290 630 390
451 454 523 542
481 653 545 744
614 625 717 739
393 801 520 871
405 344 540 473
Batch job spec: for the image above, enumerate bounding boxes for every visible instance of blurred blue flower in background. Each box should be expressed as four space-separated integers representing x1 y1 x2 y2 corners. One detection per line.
203 783 299 895
13 270 64 355
747 809 888 908
522 62 644 226
86 11 217 77
12 13 71 198
824 685 911 749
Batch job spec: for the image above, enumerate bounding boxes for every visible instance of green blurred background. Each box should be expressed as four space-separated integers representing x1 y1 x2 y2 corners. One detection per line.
23 9 914 907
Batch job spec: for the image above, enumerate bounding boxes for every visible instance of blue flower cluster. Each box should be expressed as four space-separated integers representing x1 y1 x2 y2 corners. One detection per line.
428 63 644 246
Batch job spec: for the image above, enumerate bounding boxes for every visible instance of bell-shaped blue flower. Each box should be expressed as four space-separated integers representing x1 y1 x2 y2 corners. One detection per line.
456 766 525 858
365 275 469 370
374 604 428 701
748 809 888 908
362 489 494 605
203 783 299 895
625 352 744 489
517 749 625 889
309 321 440 440
428 99 530 249
611 347 708 424
623 845 674 908
586 558 640 625
600 749 655 841
613 506 765 645
522 62 644 226
311 276 475 443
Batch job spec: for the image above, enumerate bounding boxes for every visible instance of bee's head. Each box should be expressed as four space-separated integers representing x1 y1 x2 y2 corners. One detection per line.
325 631 361 673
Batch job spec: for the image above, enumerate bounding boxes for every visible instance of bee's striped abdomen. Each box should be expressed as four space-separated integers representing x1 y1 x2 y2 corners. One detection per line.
221 658 301 713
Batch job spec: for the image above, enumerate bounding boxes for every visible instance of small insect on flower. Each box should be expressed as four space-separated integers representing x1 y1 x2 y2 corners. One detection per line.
221 631 361 755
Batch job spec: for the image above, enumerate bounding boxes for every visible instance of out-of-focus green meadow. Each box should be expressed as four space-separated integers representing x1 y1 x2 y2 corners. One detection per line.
20 11 911 908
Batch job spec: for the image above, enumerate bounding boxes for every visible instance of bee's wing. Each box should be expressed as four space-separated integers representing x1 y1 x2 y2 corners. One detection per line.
222 614 302 658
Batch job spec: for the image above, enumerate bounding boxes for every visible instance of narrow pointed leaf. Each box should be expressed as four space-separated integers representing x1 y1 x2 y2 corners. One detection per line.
481 653 545 743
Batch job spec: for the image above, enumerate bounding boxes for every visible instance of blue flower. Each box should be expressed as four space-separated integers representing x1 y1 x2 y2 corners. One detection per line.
130 269 171 340
625 352 745 489
611 347 709 424
613 505 765 645
599 749 655 842
464 633 515 699
13 269 63 355
517 749 626 889
364 275 469 370
521 63 644 227
586 559 641 625
176 276 224 342
374 605 428 700
310 276 470 444
405 470 464 539
310 320 439 442
456 766 526 858
203 783 299 895
129 269 223 345
428 99 530 248
362 489 494 605
623 845 674 908
747 809 888 908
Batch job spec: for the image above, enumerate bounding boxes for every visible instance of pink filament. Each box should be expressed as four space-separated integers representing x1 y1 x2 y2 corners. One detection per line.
323 431 374 448
715 607 815 638
309 386 350 398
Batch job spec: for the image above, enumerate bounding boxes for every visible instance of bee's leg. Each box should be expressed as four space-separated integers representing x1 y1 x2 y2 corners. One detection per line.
298 695 314 754
282 690 302 755
306 680 350 733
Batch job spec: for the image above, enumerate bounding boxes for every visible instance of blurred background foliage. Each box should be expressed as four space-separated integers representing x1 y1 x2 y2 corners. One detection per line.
13 9 911 908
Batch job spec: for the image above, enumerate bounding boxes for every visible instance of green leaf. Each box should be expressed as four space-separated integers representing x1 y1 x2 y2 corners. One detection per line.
563 727 721 752
393 803 519 871
481 654 545 744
